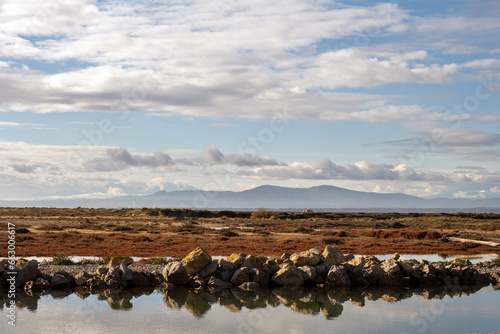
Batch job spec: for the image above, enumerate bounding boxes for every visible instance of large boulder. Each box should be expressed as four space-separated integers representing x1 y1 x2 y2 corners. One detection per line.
271 267 304 287
119 263 134 282
225 253 247 268
241 255 268 268
162 261 189 286
50 274 70 288
250 269 270 287
231 267 250 286
181 247 212 276
129 272 153 287
326 265 351 287
15 260 40 288
381 260 400 276
298 266 317 284
199 262 217 278
290 248 321 267
322 246 344 267
362 265 386 285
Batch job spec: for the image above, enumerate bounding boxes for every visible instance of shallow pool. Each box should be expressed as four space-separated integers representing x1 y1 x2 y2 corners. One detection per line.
1 284 499 334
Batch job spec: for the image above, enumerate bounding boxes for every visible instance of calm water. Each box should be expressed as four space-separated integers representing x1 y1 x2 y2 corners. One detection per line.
1 285 499 334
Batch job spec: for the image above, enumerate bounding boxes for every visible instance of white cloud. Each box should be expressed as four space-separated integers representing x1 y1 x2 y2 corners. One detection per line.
48 186 126 200
452 190 487 199
489 186 500 194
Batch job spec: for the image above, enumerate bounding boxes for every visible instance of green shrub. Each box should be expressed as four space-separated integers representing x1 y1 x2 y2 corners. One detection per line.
50 252 73 265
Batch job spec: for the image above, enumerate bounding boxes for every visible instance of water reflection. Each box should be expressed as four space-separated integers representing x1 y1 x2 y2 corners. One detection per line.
1 284 489 321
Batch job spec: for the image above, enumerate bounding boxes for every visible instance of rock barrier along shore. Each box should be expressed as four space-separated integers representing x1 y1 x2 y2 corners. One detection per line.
1 246 499 293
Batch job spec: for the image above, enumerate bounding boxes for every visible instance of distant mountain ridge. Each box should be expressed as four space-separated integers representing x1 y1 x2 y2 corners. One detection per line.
1 185 500 212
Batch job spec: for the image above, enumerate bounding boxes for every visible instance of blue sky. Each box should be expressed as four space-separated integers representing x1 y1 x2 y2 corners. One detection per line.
0 0 499 200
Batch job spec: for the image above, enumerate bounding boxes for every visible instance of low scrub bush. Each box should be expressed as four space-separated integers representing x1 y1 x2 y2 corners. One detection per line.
50 252 73 265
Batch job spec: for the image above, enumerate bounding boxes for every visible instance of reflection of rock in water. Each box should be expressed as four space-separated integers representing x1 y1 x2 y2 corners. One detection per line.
0 283 493 321
163 287 189 309
185 291 211 318
163 288 211 318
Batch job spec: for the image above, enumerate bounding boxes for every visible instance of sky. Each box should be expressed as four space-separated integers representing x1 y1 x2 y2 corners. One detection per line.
0 0 499 201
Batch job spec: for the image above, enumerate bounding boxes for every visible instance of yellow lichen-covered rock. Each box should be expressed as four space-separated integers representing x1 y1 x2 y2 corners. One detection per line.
240 255 267 268
225 253 247 268
181 247 212 276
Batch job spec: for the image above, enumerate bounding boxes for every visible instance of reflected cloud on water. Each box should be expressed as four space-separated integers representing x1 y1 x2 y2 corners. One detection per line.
0 284 491 320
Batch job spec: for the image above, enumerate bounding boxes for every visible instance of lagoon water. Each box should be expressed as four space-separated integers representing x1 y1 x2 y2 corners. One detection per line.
1 285 499 334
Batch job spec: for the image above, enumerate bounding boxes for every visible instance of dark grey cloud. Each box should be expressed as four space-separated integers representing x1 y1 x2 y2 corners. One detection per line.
10 164 37 173
81 148 175 172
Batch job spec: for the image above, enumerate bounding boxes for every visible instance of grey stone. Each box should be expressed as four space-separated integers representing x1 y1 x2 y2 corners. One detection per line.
15 260 39 288
322 246 344 267
290 248 321 267
162 261 189 286
231 267 250 286
199 262 217 278
271 267 304 287
50 274 69 288
325 265 351 287
298 266 317 283
119 263 134 282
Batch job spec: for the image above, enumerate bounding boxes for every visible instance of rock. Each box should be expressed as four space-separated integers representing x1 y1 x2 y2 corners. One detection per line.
271 267 304 287
231 267 250 286
491 273 500 284
298 266 317 283
315 265 327 277
381 261 400 276
218 259 236 272
95 266 108 276
220 270 235 282
362 265 385 285
421 264 437 276
207 277 233 288
199 262 217 278
0 259 7 274
325 265 351 287
50 274 69 288
347 257 366 268
364 255 381 266
107 257 132 268
187 275 205 288
107 278 123 290
162 261 189 286
241 255 267 268
239 282 260 291
322 246 344 267
290 248 321 267
399 261 414 275
74 271 93 286
119 263 134 282
87 277 107 290
390 253 401 261
130 272 153 287
182 247 212 276
250 269 270 287
15 260 39 288
343 254 355 262
25 277 51 292
280 252 291 260
122 258 134 266
225 253 247 268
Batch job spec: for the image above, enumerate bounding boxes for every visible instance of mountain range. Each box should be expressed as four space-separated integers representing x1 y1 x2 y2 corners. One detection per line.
1 185 499 212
